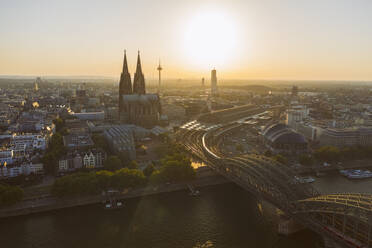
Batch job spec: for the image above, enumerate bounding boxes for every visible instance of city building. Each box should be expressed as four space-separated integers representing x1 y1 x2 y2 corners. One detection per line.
0 163 44 178
34 77 41 92
72 111 105 121
211 68 218 96
63 133 94 150
83 150 105 168
58 157 72 172
104 125 136 160
118 51 162 128
291 85 298 97
11 134 47 151
286 105 309 128
83 152 96 168
317 127 372 147
0 150 14 165
73 153 83 169
58 150 105 172
262 123 308 154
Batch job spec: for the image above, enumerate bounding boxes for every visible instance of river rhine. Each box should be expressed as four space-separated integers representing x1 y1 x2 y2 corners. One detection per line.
0 183 323 248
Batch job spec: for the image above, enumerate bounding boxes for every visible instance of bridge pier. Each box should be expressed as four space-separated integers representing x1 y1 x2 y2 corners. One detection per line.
278 215 305 235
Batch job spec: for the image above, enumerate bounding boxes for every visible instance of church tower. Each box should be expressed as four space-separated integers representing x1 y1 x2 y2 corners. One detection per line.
119 50 132 95
119 50 132 114
133 51 146 94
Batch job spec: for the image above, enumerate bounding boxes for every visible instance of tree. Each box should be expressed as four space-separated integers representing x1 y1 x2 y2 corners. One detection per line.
0 184 24 206
92 134 110 154
53 118 65 133
143 164 155 177
154 144 169 158
118 152 130 164
273 154 288 164
96 170 113 190
314 146 340 163
104 156 123 171
52 172 99 197
42 132 66 175
127 160 139 169
158 133 170 143
264 150 272 157
236 144 244 153
149 170 163 184
110 168 146 190
299 154 314 166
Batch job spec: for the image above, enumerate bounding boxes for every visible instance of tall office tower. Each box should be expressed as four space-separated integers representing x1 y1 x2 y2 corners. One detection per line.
291 85 298 97
211 68 218 96
34 77 41 92
157 60 162 94
201 77 205 87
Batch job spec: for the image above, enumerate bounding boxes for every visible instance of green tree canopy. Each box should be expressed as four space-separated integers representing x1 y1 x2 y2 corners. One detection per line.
92 134 110 153
104 156 123 171
314 146 340 163
127 160 139 169
236 144 244 153
52 169 146 197
273 154 288 165
42 132 66 175
149 152 195 184
143 163 155 177
299 154 314 166
53 118 65 133
0 184 24 206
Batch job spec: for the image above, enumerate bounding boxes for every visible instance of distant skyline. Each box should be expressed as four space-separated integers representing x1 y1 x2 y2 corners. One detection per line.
1 0 372 80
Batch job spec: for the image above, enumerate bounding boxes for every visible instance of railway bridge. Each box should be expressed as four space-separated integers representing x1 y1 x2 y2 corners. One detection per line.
177 119 372 248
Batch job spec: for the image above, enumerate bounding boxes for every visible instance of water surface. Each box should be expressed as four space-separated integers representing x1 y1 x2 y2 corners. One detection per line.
0 183 321 248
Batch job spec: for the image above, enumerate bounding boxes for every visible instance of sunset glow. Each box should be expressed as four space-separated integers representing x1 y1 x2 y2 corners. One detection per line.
1 0 372 80
183 11 239 70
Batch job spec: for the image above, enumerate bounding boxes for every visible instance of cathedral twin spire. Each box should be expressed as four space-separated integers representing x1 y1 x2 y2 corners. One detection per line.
119 50 132 95
119 50 145 95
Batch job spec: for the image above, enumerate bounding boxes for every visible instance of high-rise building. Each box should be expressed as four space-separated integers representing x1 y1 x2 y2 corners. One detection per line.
211 68 218 96
118 51 161 128
34 77 41 92
291 86 298 97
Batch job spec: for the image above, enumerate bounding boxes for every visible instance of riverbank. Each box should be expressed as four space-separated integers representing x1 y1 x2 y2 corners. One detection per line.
296 159 372 175
0 169 229 219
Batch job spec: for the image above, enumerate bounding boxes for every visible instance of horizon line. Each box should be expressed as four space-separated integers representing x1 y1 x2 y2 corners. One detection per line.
0 74 372 83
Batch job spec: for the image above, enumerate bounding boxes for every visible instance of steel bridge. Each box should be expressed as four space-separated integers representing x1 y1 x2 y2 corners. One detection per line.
176 120 372 248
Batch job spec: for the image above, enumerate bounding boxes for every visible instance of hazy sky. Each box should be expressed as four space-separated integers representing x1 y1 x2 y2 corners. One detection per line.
1 0 372 80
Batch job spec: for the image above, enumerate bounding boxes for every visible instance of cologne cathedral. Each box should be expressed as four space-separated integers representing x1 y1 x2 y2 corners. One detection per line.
118 51 161 128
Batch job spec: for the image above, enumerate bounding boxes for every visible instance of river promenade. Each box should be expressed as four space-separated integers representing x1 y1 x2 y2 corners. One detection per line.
0 169 229 219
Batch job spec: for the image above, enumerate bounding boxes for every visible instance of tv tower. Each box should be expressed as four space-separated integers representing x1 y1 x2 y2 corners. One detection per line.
157 60 162 94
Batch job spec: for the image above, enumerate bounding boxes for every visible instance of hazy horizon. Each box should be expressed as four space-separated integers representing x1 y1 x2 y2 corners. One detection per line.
1 75 372 87
1 0 372 81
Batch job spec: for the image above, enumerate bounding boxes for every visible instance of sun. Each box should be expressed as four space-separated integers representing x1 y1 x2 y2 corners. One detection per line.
183 11 238 70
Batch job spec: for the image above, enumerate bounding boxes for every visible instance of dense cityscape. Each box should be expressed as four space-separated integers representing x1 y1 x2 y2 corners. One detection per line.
2 1 372 248
1 54 372 246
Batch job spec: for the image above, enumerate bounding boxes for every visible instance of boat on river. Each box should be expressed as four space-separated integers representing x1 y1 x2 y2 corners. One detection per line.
294 176 316 184
104 199 124 210
339 169 372 179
